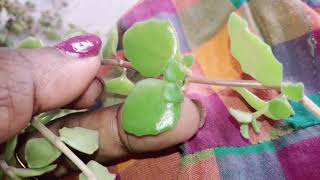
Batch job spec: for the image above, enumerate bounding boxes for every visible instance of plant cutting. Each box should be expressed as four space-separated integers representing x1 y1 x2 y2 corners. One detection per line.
0 12 320 180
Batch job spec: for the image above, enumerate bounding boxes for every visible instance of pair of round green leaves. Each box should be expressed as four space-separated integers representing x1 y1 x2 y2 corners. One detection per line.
122 79 184 136
25 127 99 169
121 19 186 136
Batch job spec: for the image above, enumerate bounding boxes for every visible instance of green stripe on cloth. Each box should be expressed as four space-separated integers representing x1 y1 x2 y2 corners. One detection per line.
214 142 275 156
181 149 213 167
176 0 235 48
230 0 249 8
287 94 320 129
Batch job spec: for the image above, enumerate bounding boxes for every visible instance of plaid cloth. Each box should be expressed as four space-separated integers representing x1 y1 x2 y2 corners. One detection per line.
105 0 320 179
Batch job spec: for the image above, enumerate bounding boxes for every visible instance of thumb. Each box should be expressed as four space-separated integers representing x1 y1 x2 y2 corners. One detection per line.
0 34 102 142
26 34 102 112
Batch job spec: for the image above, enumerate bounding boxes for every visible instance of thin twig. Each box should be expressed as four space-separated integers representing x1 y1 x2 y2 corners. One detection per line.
102 59 275 89
0 159 21 180
102 59 133 69
31 119 97 180
185 75 279 89
102 58 320 123
301 96 320 120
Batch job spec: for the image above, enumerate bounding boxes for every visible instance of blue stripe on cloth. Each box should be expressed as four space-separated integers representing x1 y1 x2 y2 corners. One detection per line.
302 0 320 7
230 0 249 8
214 143 285 180
181 126 320 179
287 93 320 129
272 30 320 94
274 125 320 150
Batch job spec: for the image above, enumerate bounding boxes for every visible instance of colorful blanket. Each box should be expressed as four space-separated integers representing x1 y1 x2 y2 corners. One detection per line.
107 0 320 179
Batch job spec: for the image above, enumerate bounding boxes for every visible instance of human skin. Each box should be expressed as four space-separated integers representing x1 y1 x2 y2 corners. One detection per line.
0 34 200 163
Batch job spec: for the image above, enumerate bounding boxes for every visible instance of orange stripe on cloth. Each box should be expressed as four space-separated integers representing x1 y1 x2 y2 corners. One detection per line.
118 152 181 180
117 159 138 172
193 24 242 92
179 156 220 180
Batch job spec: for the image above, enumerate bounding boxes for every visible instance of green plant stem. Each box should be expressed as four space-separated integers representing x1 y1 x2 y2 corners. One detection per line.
0 159 21 180
102 58 320 120
252 106 268 119
31 119 97 180
102 59 274 89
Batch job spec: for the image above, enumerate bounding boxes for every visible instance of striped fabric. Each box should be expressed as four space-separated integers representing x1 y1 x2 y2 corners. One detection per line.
107 0 320 179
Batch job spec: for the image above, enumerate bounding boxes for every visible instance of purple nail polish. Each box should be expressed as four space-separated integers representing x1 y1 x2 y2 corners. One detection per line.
55 34 102 58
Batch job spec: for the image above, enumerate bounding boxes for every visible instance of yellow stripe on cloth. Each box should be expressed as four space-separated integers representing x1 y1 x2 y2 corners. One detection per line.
193 24 242 92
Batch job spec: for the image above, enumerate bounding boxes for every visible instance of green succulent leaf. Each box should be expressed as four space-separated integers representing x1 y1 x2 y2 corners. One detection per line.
122 79 182 136
79 161 116 180
12 164 57 177
103 27 118 59
4 135 18 166
164 59 186 85
123 19 179 77
281 83 304 101
25 138 61 168
240 124 250 139
229 108 253 123
164 83 184 103
228 13 283 86
105 75 135 96
182 55 195 67
59 127 99 155
268 97 295 120
252 118 262 134
17 37 43 49
233 87 276 119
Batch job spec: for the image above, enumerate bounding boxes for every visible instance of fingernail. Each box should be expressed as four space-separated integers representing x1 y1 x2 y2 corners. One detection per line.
187 95 207 129
55 34 102 58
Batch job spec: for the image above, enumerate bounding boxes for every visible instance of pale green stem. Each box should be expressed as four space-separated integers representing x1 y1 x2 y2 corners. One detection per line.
31 119 97 180
252 106 269 119
0 159 21 180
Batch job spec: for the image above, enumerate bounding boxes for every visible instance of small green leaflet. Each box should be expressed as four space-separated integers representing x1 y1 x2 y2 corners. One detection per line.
252 118 262 134
79 161 115 180
25 138 61 168
122 79 181 136
182 55 195 67
164 83 184 103
228 13 283 86
229 108 253 123
103 27 119 59
240 124 250 139
123 19 179 77
11 164 57 177
268 97 295 119
164 59 186 85
17 37 43 49
281 83 304 101
233 87 276 120
4 135 18 166
59 127 99 155
105 75 135 96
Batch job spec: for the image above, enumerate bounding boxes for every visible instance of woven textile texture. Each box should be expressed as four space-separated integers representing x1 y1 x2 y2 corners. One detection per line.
100 0 320 179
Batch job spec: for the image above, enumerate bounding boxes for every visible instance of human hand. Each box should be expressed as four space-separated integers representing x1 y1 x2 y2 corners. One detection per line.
0 34 200 163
